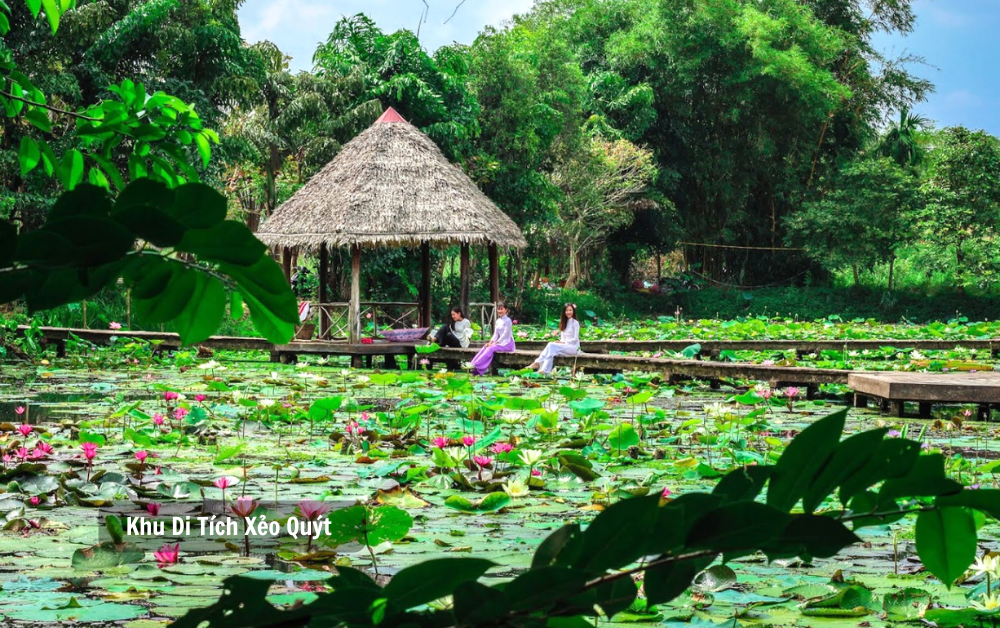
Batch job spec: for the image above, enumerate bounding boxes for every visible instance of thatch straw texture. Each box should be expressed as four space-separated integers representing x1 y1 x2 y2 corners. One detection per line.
257 109 527 250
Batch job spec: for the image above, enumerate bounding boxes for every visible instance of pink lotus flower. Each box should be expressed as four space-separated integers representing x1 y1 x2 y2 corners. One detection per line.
761 388 773 400
784 387 800 398
762 360 775 366
228 496 259 519
29 496 40 506
14 406 25 416
35 441 52 455
887 430 901 438
31 447 47 459
512 320 519 324
174 407 189 420
345 421 359 435
81 442 98 461
214 477 237 490
419 358 430 366
17 424 32 437
462 435 477 447
661 487 672 498
15 447 29 462
147 503 161 516
163 392 179 402
473 456 494 468
195 394 207 403
153 413 165 426
297 500 331 521
531 469 542 477
360 412 370 423
431 436 449 448
135 450 149 463
964 409 973 418
154 543 180 566
2 454 11 467
491 443 514 454
109 322 122 330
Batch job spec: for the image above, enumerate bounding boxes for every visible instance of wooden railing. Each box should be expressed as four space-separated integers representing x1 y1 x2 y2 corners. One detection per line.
469 302 497 341
312 302 420 340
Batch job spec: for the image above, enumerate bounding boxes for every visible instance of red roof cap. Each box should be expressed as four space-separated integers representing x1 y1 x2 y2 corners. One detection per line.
375 107 407 124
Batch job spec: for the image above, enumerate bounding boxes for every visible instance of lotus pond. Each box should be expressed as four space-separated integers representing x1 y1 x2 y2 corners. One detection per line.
1 345 1000 627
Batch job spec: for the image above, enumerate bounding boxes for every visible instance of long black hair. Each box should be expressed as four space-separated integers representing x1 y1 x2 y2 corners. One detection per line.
449 307 464 330
559 303 577 332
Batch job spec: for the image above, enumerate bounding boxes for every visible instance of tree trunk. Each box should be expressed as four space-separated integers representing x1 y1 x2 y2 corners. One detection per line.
565 243 581 290
852 263 860 287
956 242 966 295
887 255 896 292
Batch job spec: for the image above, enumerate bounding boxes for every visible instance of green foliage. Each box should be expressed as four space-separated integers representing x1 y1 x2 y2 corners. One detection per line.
175 409 996 628
786 158 924 289
1 180 297 343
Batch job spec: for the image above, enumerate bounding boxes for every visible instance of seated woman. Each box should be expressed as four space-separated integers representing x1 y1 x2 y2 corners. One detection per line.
428 307 473 348
470 302 515 375
530 304 580 374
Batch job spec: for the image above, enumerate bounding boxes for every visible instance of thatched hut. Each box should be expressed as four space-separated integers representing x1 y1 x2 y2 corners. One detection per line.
257 107 527 343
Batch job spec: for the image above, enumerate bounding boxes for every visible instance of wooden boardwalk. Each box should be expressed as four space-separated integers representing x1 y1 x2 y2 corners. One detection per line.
849 372 1000 419
18 327 1000 413
17 326 272 356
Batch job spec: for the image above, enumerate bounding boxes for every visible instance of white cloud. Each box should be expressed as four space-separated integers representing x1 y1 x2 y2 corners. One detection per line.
944 89 985 108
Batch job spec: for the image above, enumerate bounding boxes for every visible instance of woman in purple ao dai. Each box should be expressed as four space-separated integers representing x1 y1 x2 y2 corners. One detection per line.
470 302 515 375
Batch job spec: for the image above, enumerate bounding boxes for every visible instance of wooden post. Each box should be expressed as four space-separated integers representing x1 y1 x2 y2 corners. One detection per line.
282 247 293 284
318 244 329 339
488 243 499 304
349 245 361 344
126 290 131 329
83 301 88 329
459 243 471 317
420 242 431 328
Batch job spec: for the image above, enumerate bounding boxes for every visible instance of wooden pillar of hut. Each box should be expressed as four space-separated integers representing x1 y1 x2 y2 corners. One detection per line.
459 243 471 318
282 247 293 284
488 243 500 304
348 245 361 344
318 245 329 339
419 242 431 328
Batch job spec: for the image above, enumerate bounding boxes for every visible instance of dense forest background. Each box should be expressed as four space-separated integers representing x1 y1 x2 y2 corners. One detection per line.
4 0 1000 326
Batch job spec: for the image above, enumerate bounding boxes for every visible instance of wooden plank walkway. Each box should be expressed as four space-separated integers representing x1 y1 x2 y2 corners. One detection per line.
430 348 850 390
516 338 1000 356
849 372 1000 419
17 326 273 355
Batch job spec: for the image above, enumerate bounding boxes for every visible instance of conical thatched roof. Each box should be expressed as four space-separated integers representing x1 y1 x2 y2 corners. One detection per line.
257 108 527 250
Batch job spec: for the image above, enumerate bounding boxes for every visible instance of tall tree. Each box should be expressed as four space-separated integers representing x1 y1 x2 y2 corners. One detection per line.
785 157 922 289
919 127 1000 292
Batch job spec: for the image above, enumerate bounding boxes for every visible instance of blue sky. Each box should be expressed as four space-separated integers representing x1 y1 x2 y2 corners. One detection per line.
238 0 998 135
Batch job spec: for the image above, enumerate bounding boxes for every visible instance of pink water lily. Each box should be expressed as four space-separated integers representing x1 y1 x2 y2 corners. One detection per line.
297 500 331 521
81 442 98 461
228 496 259 519
195 394 207 403
35 441 52 455
431 436 449 448
29 496 40 506
473 455 494 468
784 387 800 398
153 413 165 426
214 477 237 490
135 450 149 463
109 321 122 330
17 424 32 437
147 503 162 516
174 407 189 420
154 543 180 566
14 406 25 415
531 468 542 477
661 487 672 499
491 443 514 454
15 447 30 462
462 435 477 447
345 421 360 435
163 392 179 402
